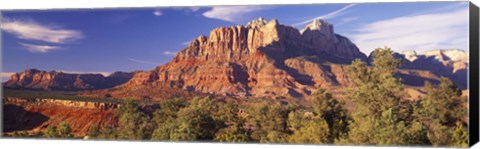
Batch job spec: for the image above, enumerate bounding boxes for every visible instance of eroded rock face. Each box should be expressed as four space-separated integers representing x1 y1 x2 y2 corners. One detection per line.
3 97 117 136
4 69 134 91
116 18 367 98
395 49 468 89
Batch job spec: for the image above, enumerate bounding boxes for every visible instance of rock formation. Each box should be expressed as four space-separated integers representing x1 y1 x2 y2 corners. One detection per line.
4 69 134 91
3 97 117 136
395 49 468 89
108 18 368 99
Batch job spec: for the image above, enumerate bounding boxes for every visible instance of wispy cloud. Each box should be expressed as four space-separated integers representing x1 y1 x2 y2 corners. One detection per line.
153 9 163 16
0 72 14 82
408 1 468 16
337 16 359 25
19 42 61 53
172 7 202 12
1 18 83 44
128 58 159 65
57 70 111 77
162 51 177 56
181 41 191 46
293 4 356 26
202 6 267 22
188 7 201 12
155 7 202 16
349 8 469 54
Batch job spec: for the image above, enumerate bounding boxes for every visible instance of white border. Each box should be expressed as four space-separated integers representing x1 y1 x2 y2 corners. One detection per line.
0 0 478 149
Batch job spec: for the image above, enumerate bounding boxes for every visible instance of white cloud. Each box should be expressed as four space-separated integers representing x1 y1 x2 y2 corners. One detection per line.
19 42 61 53
181 41 191 46
172 7 201 12
293 4 356 26
188 7 201 12
202 6 266 22
57 70 111 77
128 58 159 65
153 9 163 16
337 16 359 25
0 72 14 82
349 8 469 55
1 18 83 44
162 51 177 56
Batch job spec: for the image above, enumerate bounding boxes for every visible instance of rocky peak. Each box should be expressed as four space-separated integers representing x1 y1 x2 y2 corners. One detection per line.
22 68 41 75
399 50 418 61
301 19 334 35
247 17 268 28
399 49 468 63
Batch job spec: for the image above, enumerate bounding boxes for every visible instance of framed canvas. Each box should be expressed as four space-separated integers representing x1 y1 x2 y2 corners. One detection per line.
1 0 479 148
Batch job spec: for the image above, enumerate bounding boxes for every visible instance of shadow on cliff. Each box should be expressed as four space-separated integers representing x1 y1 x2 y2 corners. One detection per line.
3 104 49 132
398 56 468 90
395 73 441 87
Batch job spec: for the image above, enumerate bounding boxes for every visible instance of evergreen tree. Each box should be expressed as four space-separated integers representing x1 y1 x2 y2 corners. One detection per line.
164 97 217 141
287 110 330 144
343 47 428 145
416 78 468 147
214 101 250 142
245 101 290 143
43 122 73 138
311 89 350 143
87 125 100 138
44 126 58 138
151 98 187 141
97 126 118 140
116 100 153 140
57 122 73 138
451 122 468 147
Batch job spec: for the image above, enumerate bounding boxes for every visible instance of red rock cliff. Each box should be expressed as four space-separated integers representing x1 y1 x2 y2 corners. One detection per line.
118 18 366 98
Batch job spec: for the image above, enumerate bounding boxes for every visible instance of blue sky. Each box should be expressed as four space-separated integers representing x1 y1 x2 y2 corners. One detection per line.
0 1 469 79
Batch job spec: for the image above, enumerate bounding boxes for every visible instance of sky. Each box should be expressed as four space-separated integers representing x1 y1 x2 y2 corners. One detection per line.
0 1 470 80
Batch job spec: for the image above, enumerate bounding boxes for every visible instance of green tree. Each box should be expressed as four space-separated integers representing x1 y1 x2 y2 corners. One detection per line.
347 48 404 118
416 78 468 147
287 110 329 144
245 101 290 143
451 123 468 147
44 126 58 138
151 98 187 141
311 89 350 143
214 101 250 142
57 122 73 138
153 96 218 141
343 47 428 145
43 122 73 138
97 126 118 140
116 100 153 140
171 97 217 141
87 125 100 138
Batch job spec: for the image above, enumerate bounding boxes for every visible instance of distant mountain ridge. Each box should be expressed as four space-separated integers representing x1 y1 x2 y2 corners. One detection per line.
395 49 468 89
400 49 468 63
3 69 134 91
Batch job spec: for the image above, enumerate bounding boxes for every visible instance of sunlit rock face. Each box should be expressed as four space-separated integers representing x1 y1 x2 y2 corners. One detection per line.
121 18 367 98
4 69 134 91
396 49 468 89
